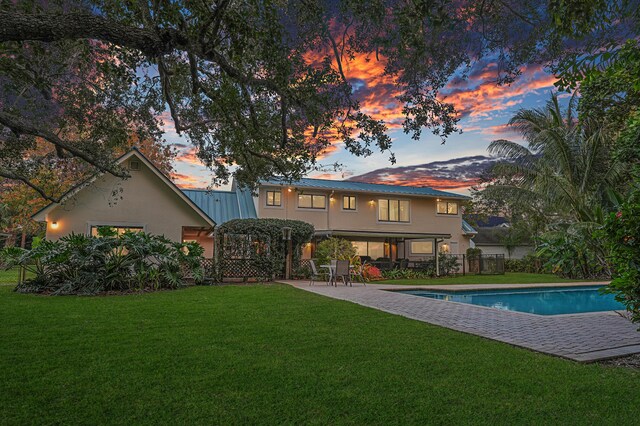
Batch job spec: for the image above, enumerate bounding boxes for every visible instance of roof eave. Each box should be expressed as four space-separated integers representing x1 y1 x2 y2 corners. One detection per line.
32 148 216 228
260 181 469 200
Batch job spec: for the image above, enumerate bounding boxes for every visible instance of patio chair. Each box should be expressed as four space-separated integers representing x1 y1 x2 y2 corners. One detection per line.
334 260 352 286
351 261 367 286
308 259 329 286
330 259 337 286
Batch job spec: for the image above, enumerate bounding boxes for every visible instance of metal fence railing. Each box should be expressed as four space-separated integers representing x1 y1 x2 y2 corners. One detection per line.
367 253 505 276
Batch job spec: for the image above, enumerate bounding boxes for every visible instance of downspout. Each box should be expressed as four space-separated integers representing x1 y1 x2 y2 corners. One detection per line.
327 190 334 231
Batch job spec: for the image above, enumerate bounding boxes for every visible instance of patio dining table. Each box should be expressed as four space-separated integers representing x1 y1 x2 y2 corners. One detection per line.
319 264 334 285
320 263 355 286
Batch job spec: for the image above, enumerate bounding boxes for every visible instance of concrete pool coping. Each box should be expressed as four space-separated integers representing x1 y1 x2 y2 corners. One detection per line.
279 280 640 363
368 281 611 292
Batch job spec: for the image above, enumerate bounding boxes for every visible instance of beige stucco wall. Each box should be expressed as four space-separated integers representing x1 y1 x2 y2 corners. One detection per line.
257 186 472 255
42 156 212 244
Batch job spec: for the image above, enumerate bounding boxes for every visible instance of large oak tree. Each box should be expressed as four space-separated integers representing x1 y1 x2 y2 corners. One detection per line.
1 0 637 198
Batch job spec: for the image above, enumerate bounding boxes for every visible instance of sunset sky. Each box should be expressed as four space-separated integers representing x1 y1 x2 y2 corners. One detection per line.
167 55 562 195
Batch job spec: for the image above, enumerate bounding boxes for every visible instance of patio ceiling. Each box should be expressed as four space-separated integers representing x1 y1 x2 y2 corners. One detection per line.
314 230 452 239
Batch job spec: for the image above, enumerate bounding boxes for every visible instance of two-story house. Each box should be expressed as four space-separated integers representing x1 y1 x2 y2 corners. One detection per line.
33 148 476 260
257 178 475 260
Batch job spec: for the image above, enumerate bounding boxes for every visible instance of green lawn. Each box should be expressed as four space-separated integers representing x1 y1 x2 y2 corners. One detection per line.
0 267 23 285
376 272 601 285
1 284 637 424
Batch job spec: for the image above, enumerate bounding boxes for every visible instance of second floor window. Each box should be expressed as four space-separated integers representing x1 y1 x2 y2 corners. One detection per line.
378 199 410 222
437 200 458 215
343 195 356 210
298 193 326 209
266 190 281 206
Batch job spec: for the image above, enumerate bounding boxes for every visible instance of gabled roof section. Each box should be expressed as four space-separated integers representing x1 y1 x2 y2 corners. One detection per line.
182 187 257 225
32 148 215 227
261 177 469 199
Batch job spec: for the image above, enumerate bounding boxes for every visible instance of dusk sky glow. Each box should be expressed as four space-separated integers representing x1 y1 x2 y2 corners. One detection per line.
167 53 562 194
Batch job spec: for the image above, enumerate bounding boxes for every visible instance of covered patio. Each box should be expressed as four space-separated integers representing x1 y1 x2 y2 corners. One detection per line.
311 229 456 274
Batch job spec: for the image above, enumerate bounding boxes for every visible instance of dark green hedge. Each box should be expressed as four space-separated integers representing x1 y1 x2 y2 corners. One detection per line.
216 218 314 279
603 190 640 324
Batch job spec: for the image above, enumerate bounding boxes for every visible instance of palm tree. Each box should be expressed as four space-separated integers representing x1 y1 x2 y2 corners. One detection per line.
486 93 625 225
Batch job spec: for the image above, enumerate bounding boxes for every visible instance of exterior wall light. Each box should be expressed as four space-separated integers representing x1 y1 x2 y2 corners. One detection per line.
51 221 59 229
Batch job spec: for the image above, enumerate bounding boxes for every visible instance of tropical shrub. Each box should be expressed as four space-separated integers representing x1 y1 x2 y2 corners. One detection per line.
381 268 431 280
314 237 356 266
380 254 461 279
216 218 314 280
537 226 609 279
466 247 482 274
505 253 549 273
603 192 640 324
1 228 204 295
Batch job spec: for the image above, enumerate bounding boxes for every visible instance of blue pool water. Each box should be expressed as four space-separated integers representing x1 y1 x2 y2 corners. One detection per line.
398 286 625 315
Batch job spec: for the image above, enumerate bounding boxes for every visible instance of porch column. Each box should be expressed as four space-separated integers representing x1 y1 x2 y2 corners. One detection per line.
435 237 439 276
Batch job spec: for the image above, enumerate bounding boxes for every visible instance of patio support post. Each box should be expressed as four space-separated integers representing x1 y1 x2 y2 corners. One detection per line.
282 227 292 280
435 237 440 276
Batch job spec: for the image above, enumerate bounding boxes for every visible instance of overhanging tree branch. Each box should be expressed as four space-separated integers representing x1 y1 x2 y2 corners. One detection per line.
0 10 186 56
0 169 62 203
0 110 127 178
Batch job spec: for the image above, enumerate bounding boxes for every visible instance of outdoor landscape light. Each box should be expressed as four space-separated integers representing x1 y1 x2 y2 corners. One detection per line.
51 221 58 229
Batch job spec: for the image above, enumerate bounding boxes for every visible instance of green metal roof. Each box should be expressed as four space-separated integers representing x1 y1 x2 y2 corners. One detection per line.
462 219 478 235
182 187 257 225
261 177 469 199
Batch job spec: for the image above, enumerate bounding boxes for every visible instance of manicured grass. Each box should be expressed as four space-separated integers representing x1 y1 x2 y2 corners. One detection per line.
376 272 601 285
1 284 637 424
0 267 23 285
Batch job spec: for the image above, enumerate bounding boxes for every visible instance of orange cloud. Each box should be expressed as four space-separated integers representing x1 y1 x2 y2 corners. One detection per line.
310 170 354 180
171 172 208 189
441 63 557 119
174 146 204 167
358 174 474 190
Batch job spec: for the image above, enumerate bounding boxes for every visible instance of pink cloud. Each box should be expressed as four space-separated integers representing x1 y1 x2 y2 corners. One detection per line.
441 63 557 119
170 172 208 189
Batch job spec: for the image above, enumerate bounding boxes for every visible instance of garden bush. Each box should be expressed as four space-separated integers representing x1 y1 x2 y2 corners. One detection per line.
505 254 548 273
381 254 461 279
603 191 640 325
1 228 205 295
466 247 482 274
216 218 314 279
537 227 609 279
314 237 356 266
381 268 431 280
363 264 382 280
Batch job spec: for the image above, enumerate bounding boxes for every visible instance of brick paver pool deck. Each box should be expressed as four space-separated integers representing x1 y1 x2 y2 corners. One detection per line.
280 280 640 362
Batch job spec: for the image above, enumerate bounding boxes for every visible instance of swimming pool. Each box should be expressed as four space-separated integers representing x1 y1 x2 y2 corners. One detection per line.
396 285 624 315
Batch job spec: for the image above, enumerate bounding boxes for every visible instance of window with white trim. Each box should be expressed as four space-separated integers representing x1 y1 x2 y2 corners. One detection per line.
410 241 433 254
266 190 282 206
437 200 458 215
90 226 143 237
378 199 410 222
298 193 326 209
343 195 356 210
